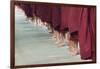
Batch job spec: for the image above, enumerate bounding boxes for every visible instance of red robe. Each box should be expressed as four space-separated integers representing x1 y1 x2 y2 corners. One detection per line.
60 5 70 32
61 6 82 33
51 4 61 31
35 4 52 23
79 7 96 59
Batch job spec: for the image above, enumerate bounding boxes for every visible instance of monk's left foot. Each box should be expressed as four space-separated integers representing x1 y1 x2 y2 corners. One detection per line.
67 40 79 56
70 48 79 56
58 42 66 47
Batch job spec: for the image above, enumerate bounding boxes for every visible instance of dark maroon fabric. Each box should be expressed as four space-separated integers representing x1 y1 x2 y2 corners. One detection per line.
42 4 52 23
35 4 52 23
67 7 82 33
90 7 96 60
51 5 61 31
31 4 36 17
60 5 70 32
60 6 83 33
79 7 96 59
18 3 34 18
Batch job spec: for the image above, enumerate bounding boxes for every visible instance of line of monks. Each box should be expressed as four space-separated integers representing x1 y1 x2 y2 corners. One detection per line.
15 2 96 60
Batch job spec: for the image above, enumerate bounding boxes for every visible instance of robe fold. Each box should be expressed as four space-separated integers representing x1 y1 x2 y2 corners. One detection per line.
60 6 82 39
60 5 71 32
90 7 96 60
67 7 83 33
35 4 52 23
61 6 82 33
20 4 33 18
31 4 36 18
51 5 61 31
91 7 96 60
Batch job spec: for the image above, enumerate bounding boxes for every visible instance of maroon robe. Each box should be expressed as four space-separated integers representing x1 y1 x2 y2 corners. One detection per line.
79 7 96 59
67 7 83 33
31 4 36 18
60 6 82 39
90 7 96 60
17 3 34 18
61 6 82 32
60 5 70 32
35 4 52 23
51 5 61 31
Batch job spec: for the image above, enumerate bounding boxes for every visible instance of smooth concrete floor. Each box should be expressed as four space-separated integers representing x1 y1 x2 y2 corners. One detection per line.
15 6 91 66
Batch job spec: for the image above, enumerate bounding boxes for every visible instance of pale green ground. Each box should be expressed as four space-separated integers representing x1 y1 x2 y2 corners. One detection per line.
15 6 91 66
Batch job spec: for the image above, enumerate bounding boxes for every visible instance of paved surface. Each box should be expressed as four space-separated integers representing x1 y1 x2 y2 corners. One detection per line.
15 6 91 66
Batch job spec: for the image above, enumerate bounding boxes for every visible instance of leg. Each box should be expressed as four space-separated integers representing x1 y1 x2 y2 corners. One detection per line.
65 32 79 55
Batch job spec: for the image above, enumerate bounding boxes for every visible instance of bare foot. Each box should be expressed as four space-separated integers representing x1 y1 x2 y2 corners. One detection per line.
68 40 79 56
57 41 66 47
55 41 60 44
51 36 56 40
